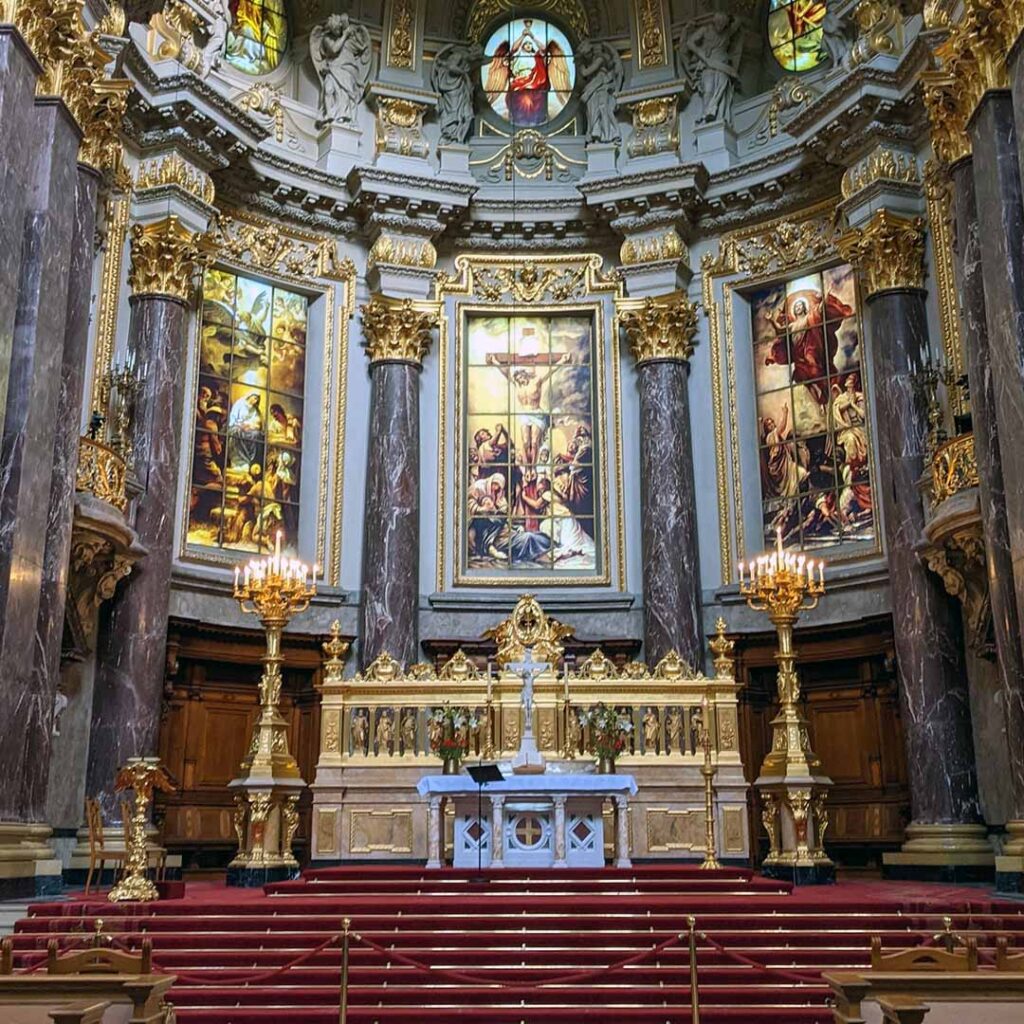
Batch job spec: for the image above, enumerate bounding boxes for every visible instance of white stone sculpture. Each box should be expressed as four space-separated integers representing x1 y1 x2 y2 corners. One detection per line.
310 13 373 128
679 13 743 125
819 9 855 68
431 42 484 144
575 40 624 144
198 0 232 78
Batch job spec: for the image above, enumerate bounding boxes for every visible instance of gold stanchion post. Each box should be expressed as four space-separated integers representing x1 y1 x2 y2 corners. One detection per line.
738 529 833 883
339 916 351 1024
698 695 721 870
688 914 700 1023
228 533 317 884
108 758 175 903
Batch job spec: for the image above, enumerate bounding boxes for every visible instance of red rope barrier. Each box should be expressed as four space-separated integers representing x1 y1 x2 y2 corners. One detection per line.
353 929 687 988
695 931 824 986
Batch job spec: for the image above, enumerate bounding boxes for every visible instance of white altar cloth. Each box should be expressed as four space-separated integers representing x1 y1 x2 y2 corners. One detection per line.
417 772 638 869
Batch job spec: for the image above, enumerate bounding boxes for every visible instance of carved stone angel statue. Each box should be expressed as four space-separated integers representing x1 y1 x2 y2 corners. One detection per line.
575 40 624 144
310 13 373 128
431 42 484 144
819 8 855 68
679 13 743 125
198 0 232 78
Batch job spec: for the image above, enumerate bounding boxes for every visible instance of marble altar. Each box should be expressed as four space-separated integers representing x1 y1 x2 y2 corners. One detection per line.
417 772 638 869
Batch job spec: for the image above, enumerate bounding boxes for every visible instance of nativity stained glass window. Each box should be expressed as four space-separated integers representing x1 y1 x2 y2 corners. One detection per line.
481 17 575 127
224 0 288 76
463 313 600 579
188 268 307 556
751 265 875 553
767 0 828 72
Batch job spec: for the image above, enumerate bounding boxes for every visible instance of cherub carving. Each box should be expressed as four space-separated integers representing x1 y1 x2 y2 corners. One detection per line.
678 13 743 125
310 13 372 128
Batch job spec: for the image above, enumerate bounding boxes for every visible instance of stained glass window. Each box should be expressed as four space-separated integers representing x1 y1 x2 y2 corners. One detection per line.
750 265 875 552
224 0 288 76
188 268 307 555
481 17 576 127
463 313 600 579
767 0 828 72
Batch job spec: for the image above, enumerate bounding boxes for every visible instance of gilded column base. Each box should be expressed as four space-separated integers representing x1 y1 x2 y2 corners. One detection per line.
993 822 1024 893
0 822 62 898
883 824 994 881
226 779 305 887
756 778 834 885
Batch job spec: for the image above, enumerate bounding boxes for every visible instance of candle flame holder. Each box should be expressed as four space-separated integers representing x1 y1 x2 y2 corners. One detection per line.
738 530 834 883
228 533 317 885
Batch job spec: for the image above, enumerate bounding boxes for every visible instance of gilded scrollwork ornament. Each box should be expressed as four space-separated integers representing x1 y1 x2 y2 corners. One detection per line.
374 97 429 159
836 210 926 296
361 296 440 366
617 292 699 365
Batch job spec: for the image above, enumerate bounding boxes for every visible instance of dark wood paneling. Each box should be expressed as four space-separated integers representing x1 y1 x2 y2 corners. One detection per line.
734 614 909 866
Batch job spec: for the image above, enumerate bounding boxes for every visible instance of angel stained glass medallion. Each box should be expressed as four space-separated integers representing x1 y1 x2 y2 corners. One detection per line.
482 17 575 127
224 0 289 76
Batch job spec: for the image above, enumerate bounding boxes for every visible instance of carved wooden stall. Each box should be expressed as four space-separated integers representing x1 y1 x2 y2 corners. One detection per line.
311 596 750 863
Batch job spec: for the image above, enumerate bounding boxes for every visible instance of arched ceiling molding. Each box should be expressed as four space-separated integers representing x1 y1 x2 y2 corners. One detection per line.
449 0 610 43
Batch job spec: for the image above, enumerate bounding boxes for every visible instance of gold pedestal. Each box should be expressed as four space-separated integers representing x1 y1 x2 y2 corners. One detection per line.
740 542 834 883
228 541 316 884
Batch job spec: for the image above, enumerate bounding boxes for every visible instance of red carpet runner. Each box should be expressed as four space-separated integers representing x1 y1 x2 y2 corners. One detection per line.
9 865 1024 1023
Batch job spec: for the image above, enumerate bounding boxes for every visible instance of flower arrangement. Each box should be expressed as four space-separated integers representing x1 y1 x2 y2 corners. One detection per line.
429 704 478 763
578 702 633 761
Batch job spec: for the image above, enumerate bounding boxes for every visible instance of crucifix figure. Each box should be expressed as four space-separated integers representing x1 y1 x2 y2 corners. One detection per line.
507 647 549 774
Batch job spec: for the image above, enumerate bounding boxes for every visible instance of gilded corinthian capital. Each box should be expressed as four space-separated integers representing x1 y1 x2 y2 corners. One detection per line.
616 292 699 365
837 210 926 297
127 217 213 302
361 295 440 366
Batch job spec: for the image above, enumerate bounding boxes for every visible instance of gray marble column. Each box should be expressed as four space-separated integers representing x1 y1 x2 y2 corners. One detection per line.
87 291 189 820
618 293 703 668
358 296 437 670
949 158 1024 818
637 359 702 666
0 99 81 824
970 93 1024 666
864 286 981 828
0 28 40 436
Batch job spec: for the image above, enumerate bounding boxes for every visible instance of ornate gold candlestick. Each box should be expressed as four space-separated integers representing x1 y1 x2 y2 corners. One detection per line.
108 758 174 903
228 533 317 885
698 695 721 870
738 530 833 883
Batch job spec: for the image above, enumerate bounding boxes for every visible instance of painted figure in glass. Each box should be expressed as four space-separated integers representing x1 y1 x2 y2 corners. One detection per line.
224 0 288 76
464 313 599 577
751 264 873 553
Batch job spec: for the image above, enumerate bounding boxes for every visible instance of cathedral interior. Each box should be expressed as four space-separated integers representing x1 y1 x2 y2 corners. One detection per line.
3 0 1024 1020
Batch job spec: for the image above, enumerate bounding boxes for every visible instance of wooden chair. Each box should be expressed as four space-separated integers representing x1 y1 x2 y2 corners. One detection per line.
870 935 979 972
83 799 124 895
997 936 1024 971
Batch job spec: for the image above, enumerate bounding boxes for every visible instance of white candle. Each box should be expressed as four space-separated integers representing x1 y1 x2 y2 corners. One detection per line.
776 526 783 558
818 562 824 586
312 563 319 589
738 561 744 583
806 559 813 585
234 565 240 590
244 565 250 587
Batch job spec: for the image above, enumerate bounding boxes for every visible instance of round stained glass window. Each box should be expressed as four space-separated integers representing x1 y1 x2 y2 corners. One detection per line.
224 0 289 76
481 17 576 127
768 0 828 73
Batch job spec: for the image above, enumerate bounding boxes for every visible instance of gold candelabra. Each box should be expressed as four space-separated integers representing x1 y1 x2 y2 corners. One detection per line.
108 757 175 903
738 529 833 878
698 694 720 870
229 532 317 878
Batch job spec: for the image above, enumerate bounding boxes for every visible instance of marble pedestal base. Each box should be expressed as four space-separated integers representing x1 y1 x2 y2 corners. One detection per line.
317 122 362 173
583 141 618 178
762 862 835 885
882 823 994 881
0 822 62 898
438 143 472 179
757 774 834 885
226 779 304 887
694 121 737 172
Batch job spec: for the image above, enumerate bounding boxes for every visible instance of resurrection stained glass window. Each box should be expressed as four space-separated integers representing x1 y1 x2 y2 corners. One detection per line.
463 313 600 578
224 0 288 76
481 17 575 127
750 265 874 553
188 267 307 555
767 0 828 72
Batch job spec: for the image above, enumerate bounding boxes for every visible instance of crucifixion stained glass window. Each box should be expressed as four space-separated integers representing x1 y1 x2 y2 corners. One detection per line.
750 264 875 553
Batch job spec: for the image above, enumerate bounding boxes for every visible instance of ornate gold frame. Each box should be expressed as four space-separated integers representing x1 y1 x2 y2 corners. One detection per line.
702 199 883 584
435 254 626 590
88 193 130 415
177 210 356 586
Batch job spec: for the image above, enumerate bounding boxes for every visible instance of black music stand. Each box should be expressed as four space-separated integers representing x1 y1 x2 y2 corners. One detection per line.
465 762 504 881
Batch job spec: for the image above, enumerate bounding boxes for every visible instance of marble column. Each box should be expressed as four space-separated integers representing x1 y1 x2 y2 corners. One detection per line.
358 295 438 670
490 795 505 867
969 93 1024 667
617 294 703 667
949 158 1024 825
86 218 204 821
0 99 80 826
839 212 987 875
